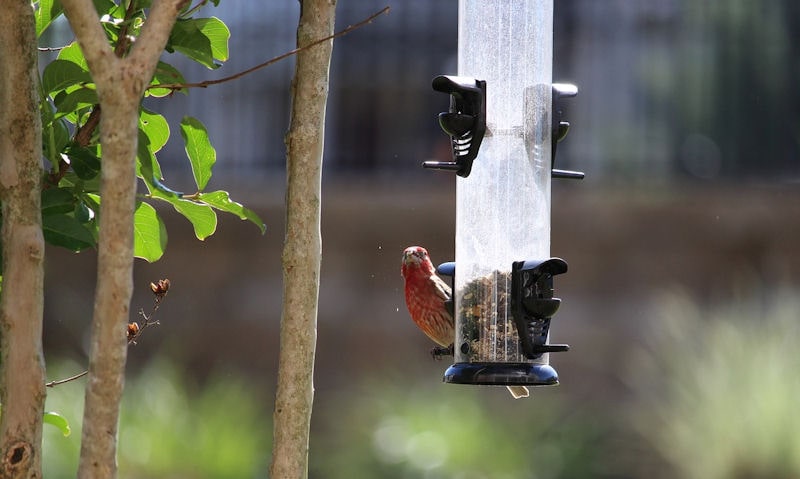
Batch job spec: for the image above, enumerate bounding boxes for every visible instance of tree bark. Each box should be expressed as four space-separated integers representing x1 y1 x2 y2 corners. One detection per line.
0 3 47 478
270 1 336 478
59 1 186 477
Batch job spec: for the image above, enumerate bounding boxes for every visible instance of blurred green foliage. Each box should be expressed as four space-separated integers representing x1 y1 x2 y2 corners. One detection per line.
44 360 610 479
311 379 610 479
43 287 800 479
628 289 800 479
42 360 270 479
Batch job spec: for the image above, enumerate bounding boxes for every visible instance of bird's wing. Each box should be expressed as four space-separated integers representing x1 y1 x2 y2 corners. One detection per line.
431 274 452 303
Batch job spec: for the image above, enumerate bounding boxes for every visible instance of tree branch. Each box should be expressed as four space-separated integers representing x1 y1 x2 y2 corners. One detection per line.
153 6 389 92
60 0 118 78
74 105 102 147
45 370 89 388
128 0 191 88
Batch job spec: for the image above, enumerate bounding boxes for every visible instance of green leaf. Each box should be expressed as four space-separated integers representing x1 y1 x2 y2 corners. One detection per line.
57 42 89 70
40 96 59 158
168 17 229 69
74 200 94 223
139 109 170 153
54 87 97 119
195 17 229 62
197 191 266 234
40 92 56 124
136 129 183 199
134 201 167 262
92 0 117 17
41 188 75 216
168 20 213 67
35 0 65 38
83 193 101 215
180 116 216 191
42 60 92 96
137 129 163 183
168 198 217 240
43 411 71 437
65 145 101 180
148 61 187 97
60 170 101 194
42 117 70 164
42 213 96 251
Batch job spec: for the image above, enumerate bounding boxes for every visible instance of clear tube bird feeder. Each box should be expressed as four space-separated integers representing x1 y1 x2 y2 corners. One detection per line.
425 0 580 389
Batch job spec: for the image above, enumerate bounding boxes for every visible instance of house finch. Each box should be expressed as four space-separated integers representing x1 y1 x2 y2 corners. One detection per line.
401 246 529 399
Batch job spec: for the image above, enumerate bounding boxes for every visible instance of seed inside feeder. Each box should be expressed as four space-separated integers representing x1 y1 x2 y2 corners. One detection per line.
457 270 527 362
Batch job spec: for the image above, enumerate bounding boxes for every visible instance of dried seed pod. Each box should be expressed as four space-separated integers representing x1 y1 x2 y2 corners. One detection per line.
150 278 170 298
127 322 140 342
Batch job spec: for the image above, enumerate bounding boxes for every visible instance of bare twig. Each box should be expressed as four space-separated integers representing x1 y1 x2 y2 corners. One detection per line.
74 105 102 147
152 6 390 92
45 104 102 189
127 279 170 344
45 370 89 388
180 0 211 18
45 279 170 388
113 0 139 58
38 44 71 52
44 7 390 191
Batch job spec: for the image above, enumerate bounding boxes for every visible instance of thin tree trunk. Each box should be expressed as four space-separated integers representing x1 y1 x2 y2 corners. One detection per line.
74 89 140 479
0 2 47 478
59 1 186 477
270 1 336 477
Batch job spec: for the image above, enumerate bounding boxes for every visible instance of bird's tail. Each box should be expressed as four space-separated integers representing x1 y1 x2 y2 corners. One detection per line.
507 385 530 399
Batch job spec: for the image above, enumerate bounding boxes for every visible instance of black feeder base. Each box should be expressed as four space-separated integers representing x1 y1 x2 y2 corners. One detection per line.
443 362 559 387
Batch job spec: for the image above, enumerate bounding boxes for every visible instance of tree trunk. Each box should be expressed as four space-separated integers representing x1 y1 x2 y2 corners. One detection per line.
59 1 186 477
0 2 47 478
270 1 336 477
74 83 140 479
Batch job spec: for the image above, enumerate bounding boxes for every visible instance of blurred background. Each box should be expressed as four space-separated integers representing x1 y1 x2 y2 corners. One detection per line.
41 1 800 477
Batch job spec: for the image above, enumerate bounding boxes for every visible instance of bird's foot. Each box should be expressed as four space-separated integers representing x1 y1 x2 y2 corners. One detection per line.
430 344 454 360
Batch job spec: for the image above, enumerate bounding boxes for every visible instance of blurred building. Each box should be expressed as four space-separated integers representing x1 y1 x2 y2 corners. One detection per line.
151 0 800 183
154 1 458 181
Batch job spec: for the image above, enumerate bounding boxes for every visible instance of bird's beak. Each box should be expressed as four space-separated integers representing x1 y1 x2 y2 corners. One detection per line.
402 248 423 265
